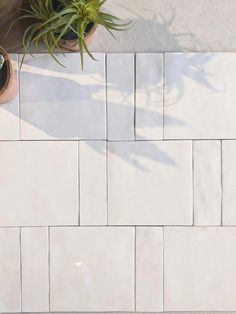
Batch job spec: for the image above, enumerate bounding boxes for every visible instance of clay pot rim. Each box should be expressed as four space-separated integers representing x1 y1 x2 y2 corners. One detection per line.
0 46 12 96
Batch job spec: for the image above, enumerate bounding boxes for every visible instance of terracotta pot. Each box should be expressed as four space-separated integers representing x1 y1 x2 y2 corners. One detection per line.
0 46 18 104
58 23 98 52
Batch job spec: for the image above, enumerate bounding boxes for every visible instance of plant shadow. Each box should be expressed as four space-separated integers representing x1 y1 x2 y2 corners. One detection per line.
1 9 224 171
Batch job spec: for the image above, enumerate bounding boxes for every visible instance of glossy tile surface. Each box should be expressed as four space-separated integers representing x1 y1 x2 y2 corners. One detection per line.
1 52 236 313
108 141 192 225
50 227 134 311
0 141 78 226
20 53 106 140
165 227 236 311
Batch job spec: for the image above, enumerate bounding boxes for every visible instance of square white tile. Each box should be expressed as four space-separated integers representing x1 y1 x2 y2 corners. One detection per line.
0 54 19 140
108 141 192 225
0 228 21 312
0 141 78 226
50 227 134 311
20 53 106 140
164 53 236 139
165 227 236 311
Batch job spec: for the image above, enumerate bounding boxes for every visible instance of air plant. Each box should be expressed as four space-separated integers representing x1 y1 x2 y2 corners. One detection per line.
13 0 131 68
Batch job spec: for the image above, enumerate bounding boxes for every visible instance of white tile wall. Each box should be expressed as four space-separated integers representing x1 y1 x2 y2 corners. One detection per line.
1 52 236 313
0 141 78 226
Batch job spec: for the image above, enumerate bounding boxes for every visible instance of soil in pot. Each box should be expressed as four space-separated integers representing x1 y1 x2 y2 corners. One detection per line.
0 63 7 91
60 22 94 40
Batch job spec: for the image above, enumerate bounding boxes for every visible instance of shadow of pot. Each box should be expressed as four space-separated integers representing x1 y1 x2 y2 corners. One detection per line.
58 23 98 51
0 46 18 104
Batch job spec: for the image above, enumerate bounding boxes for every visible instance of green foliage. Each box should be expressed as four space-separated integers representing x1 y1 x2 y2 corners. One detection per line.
14 0 130 68
0 54 4 70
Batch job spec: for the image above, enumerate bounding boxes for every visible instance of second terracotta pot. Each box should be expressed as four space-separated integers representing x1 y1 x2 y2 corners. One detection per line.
0 46 18 104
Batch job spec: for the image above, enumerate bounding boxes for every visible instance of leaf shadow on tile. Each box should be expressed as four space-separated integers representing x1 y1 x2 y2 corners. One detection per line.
165 53 225 107
2 10 224 170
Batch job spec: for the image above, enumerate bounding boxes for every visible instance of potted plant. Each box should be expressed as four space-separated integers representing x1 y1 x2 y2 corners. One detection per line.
0 46 17 104
15 0 130 68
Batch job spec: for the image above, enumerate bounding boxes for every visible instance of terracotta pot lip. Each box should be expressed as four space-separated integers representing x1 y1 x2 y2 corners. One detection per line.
0 46 12 95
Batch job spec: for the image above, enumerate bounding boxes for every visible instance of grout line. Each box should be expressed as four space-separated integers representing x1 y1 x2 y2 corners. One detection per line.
17 55 22 141
0 224 233 228
78 141 80 226
162 226 165 311
162 53 165 140
106 141 109 226
19 227 23 312
1 138 236 143
105 54 109 226
192 140 195 226
134 53 137 141
220 140 223 226
48 226 51 312
105 53 108 141
134 226 136 311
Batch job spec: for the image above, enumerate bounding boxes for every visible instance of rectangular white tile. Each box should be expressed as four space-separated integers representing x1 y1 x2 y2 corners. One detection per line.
107 53 134 140
20 53 106 140
222 140 236 225
136 53 163 140
108 141 192 225
0 54 19 140
0 228 21 312
165 227 236 311
21 227 49 312
164 53 236 139
0 141 78 226
136 227 163 312
194 140 221 225
79 141 107 225
50 227 134 311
